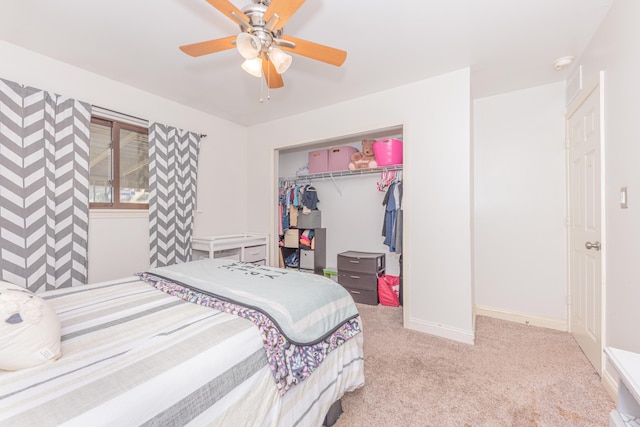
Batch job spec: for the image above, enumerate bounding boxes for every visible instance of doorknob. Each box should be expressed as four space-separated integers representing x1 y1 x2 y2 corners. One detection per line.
585 241 601 251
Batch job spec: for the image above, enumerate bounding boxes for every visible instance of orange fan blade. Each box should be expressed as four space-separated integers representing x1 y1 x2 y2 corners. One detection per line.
205 0 249 24
262 54 284 88
179 35 237 57
281 36 347 66
264 0 305 30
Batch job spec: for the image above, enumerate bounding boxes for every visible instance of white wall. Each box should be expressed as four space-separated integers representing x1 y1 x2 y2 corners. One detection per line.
247 69 474 344
87 211 150 282
473 82 567 329
0 41 249 283
573 0 640 356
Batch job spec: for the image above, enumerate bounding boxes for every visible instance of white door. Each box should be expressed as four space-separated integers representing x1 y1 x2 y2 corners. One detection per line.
567 84 602 375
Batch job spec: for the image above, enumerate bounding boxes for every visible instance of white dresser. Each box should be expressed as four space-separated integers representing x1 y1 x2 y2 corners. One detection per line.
606 347 640 427
192 233 269 265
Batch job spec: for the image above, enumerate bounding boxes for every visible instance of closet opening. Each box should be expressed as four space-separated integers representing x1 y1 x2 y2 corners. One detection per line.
273 126 405 323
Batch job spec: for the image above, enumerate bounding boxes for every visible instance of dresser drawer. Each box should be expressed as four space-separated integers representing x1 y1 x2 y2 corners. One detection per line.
337 251 385 274
344 287 378 305
338 272 378 291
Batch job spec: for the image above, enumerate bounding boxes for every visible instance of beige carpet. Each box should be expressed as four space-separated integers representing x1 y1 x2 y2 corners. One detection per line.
335 304 614 427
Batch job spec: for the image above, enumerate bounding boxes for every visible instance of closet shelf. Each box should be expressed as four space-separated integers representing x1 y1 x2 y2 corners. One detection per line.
280 164 402 182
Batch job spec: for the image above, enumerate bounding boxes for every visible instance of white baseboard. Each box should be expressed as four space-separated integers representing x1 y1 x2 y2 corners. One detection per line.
474 305 568 332
602 364 618 401
407 317 475 345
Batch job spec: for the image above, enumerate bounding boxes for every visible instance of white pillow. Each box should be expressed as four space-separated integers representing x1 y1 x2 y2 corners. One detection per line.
0 281 62 371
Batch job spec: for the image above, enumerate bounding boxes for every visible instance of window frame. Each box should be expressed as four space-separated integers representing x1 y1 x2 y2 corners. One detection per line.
89 116 149 210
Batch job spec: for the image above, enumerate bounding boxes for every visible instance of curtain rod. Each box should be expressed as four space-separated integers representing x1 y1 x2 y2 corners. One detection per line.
93 105 148 123
93 105 208 139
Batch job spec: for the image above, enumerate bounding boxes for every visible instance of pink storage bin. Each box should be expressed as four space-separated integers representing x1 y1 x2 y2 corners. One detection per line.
308 149 328 173
373 138 403 166
328 146 358 171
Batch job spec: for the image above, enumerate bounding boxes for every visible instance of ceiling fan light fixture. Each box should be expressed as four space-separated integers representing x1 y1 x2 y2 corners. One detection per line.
241 57 263 78
269 47 292 74
236 32 262 60
180 0 347 90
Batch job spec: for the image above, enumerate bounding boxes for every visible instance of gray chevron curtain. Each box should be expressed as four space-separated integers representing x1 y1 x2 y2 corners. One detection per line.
0 78 91 292
148 123 200 268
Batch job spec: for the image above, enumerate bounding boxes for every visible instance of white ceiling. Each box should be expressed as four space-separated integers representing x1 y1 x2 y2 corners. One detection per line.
0 0 612 126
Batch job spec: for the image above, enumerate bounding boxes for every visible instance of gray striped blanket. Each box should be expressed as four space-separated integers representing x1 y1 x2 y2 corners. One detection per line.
0 276 365 426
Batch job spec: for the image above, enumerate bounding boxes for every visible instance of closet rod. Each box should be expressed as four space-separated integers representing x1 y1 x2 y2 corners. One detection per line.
279 164 403 183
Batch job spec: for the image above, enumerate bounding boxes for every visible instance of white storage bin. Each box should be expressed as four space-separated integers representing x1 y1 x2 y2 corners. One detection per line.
192 249 209 261
300 249 315 270
213 248 241 261
243 245 266 263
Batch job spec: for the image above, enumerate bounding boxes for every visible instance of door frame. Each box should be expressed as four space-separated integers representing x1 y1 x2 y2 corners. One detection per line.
565 71 606 375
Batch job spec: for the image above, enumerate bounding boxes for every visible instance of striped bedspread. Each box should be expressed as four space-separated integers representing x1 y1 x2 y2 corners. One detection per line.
0 277 364 426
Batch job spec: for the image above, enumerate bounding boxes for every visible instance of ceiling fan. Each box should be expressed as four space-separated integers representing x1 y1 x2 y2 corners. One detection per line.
179 0 347 89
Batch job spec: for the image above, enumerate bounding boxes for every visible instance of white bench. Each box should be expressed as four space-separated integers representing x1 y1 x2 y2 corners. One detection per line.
606 347 640 427
192 233 269 265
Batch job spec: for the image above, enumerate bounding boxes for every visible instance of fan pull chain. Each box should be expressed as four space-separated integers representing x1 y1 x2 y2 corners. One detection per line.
259 55 271 103
260 71 264 103
266 56 271 101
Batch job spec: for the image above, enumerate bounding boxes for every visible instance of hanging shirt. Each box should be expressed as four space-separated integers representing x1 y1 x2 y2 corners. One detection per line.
279 191 289 233
279 198 283 236
293 185 302 207
301 185 320 210
382 182 397 252
393 181 403 254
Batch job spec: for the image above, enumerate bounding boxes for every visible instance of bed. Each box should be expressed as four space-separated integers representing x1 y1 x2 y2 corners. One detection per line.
0 259 364 426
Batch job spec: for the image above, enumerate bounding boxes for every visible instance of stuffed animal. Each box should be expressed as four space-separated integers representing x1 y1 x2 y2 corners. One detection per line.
0 281 62 370
348 139 378 170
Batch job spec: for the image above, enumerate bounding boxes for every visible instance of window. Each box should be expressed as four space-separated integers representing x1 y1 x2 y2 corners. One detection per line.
89 117 149 209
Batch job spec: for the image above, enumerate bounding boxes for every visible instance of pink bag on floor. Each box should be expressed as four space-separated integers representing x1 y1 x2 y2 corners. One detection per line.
378 275 400 307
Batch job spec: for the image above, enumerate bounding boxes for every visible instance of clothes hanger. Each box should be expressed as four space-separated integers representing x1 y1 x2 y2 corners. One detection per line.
377 170 392 192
